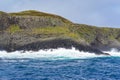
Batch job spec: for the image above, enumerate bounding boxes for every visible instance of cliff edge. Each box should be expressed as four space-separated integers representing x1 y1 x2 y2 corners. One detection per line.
0 10 120 55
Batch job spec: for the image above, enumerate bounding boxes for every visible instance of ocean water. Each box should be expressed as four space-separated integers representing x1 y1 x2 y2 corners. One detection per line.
0 48 120 80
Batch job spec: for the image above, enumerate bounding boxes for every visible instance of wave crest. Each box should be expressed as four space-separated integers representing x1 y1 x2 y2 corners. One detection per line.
0 47 105 60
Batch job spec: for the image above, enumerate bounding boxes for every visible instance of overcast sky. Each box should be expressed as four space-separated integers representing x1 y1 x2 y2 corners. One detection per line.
0 0 120 28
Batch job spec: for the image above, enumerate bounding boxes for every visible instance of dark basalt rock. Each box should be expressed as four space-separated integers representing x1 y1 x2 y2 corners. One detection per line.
2 39 109 55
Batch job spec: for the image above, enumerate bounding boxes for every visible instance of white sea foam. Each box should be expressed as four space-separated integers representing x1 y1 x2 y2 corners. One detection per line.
0 47 106 60
103 48 120 57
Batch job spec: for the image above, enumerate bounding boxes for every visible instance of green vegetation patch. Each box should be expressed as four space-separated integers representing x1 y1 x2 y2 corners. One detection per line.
71 24 120 43
10 10 57 16
9 10 72 24
32 26 79 39
0 11 6 14
32 26 69 34
70 24 97 43
7 25 21 34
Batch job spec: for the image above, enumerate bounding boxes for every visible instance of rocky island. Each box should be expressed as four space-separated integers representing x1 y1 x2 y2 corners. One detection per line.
0 10 120 55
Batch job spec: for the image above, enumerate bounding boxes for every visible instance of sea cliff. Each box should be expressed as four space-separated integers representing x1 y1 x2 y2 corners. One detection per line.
0 10 120 55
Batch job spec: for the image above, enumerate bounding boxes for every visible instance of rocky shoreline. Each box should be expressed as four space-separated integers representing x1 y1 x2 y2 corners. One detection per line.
0 38 109 55
0 10 120 55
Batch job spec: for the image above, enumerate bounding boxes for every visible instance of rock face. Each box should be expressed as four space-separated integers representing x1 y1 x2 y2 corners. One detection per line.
9 16 69 29
0 10 120 55
0 10 72 30
0 12 10 30
71 24 120 51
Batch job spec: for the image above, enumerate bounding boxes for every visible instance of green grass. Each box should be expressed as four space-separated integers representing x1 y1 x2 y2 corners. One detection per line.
7 25 21 34
31 26 79 39
70 24 120 43
70 24 97 43
9 10 72 24
0 11 6 14
99 27 120 40
32 26 69 34
5 25 79 39
28 24 120 42
10 10 57 16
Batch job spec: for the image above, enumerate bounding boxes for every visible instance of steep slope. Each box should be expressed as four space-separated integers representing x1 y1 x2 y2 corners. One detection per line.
0 10 120 55
71 24 120 51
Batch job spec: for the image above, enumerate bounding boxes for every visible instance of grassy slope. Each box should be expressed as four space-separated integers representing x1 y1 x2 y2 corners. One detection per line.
0 11 6 14
71 24 120 43
9 10 72 24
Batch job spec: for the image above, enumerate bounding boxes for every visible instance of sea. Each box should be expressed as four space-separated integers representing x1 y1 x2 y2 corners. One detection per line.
0 47 120 80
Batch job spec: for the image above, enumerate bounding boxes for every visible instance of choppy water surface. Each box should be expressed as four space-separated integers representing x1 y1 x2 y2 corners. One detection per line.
0 48 120 80
0 57 120 80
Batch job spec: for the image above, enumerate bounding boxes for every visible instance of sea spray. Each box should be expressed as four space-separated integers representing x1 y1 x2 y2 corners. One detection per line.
103 48 120 56
0 47 105 60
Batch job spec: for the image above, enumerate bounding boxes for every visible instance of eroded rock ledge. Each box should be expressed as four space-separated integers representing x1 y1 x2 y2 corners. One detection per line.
0 38 109 55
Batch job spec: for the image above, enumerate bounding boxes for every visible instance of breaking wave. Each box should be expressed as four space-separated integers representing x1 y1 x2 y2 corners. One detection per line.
0 47 106 60
0 47 120 60
104 48 120 56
